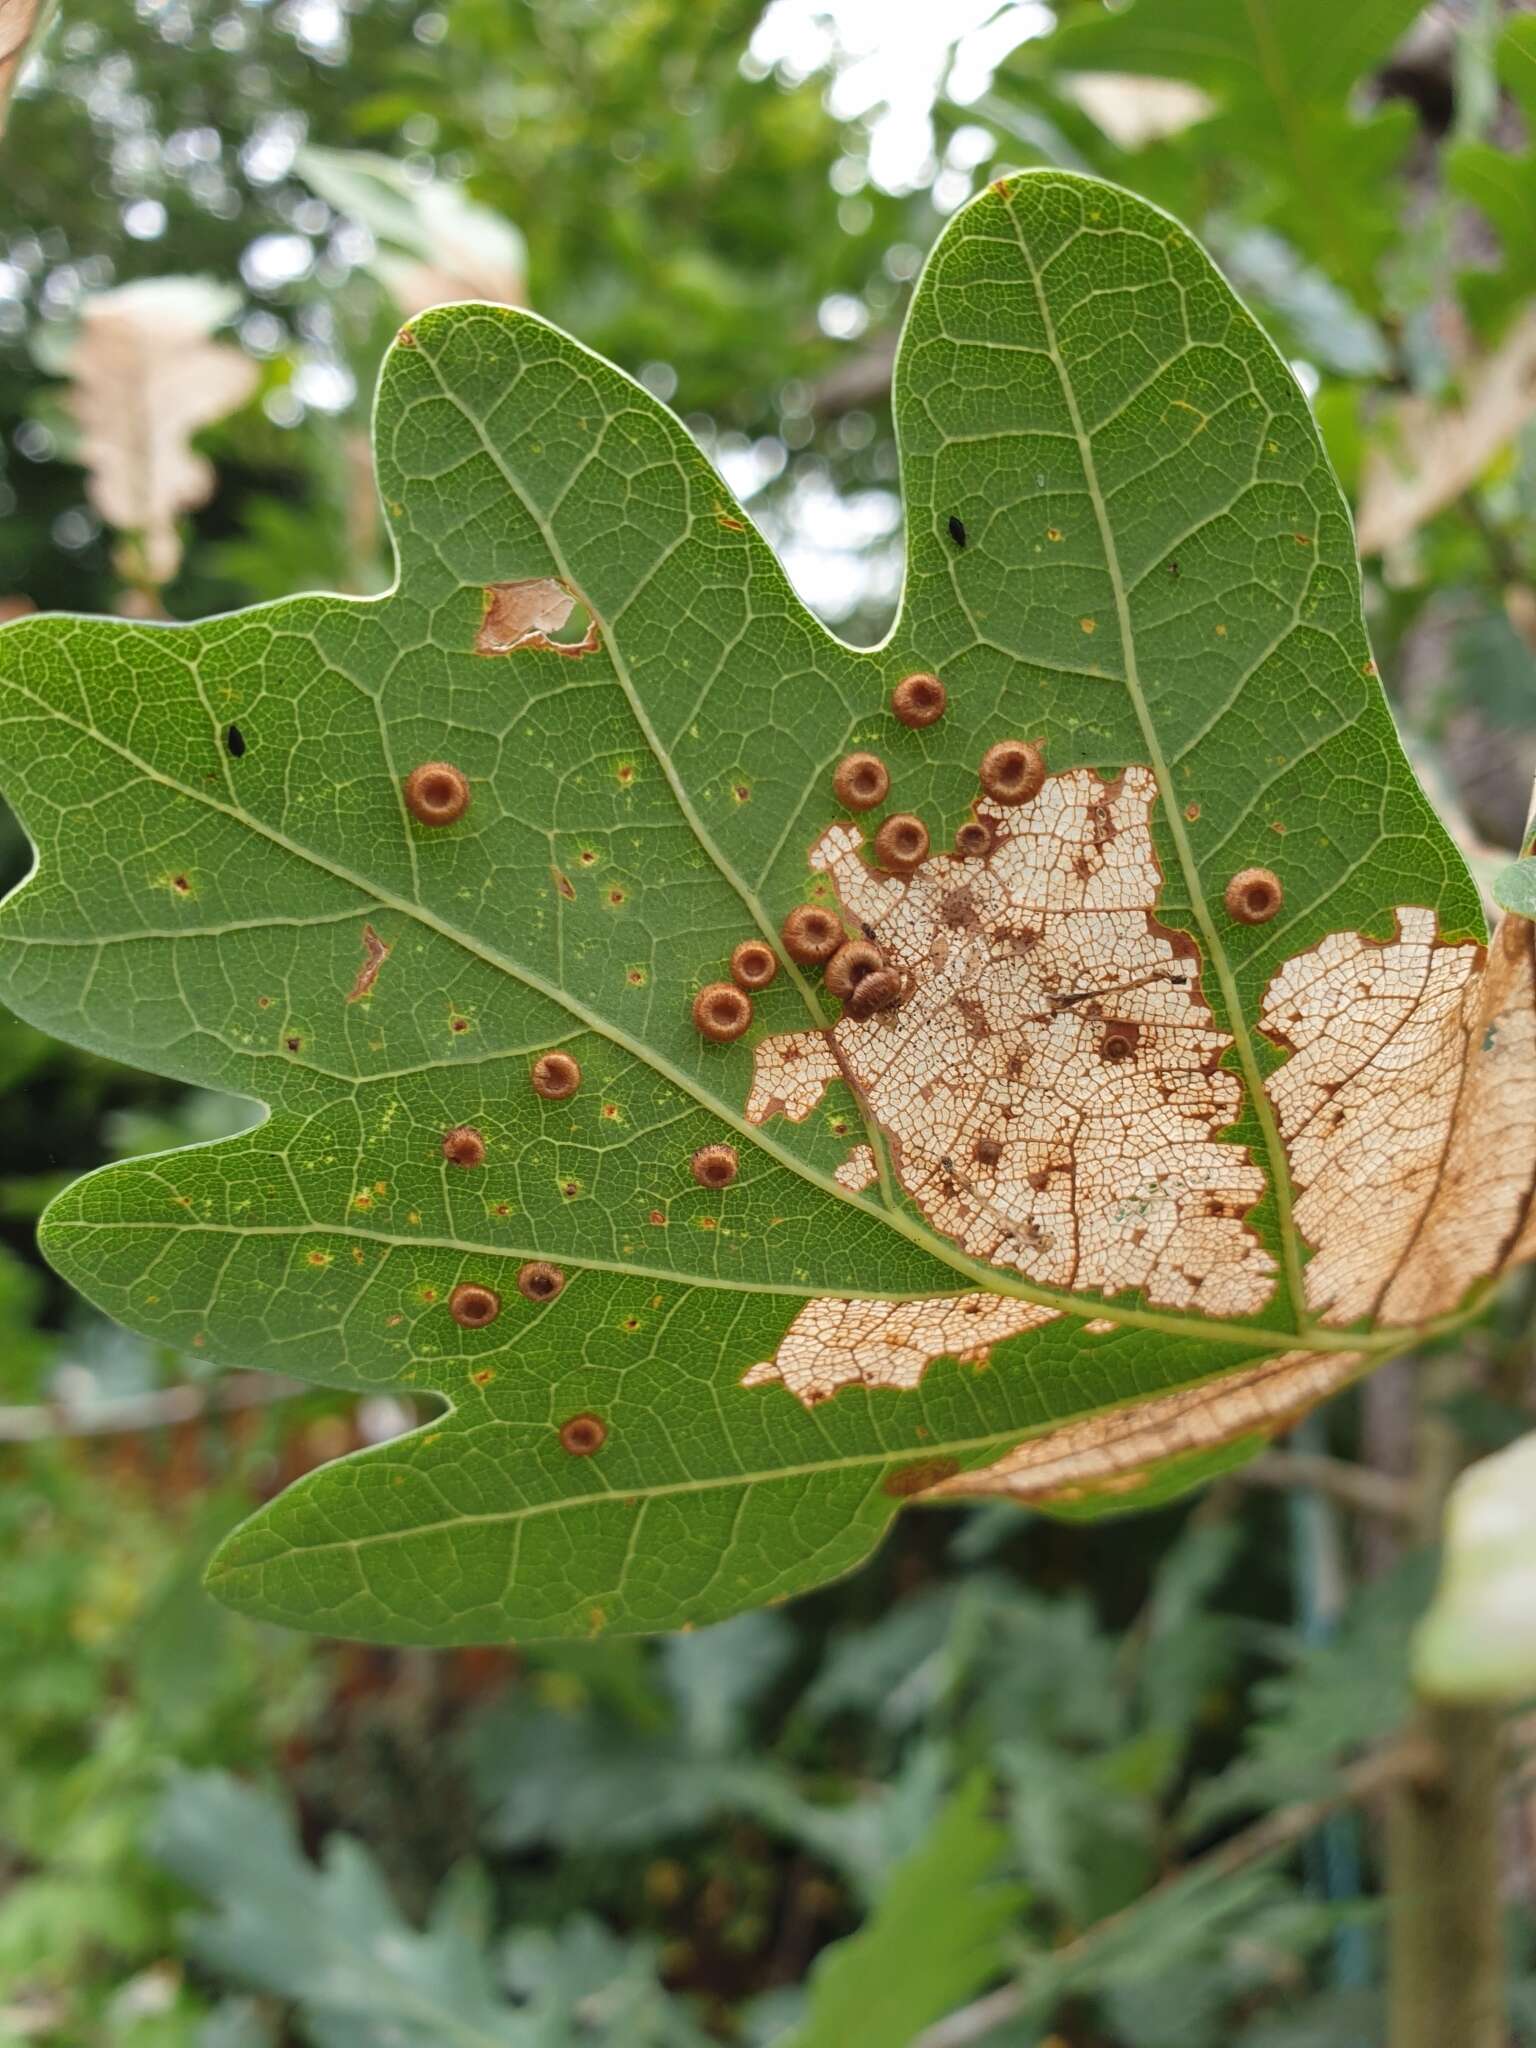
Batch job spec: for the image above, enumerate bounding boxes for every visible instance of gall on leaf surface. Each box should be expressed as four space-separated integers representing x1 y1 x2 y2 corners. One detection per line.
1 173 1532 1644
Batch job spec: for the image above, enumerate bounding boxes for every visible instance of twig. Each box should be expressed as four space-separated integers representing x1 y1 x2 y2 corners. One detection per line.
0 1370 305 1442
1387 1702 1506 2048
1237 1448 1420 1524
913 1740 1435 2048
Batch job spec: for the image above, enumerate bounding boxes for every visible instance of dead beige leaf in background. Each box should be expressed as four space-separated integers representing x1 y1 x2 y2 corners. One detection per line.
65 278 258 591
1356 307 1536 555
0 0 48 134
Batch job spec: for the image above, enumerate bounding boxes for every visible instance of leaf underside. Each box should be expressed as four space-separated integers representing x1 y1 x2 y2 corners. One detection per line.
1 171 1529 1644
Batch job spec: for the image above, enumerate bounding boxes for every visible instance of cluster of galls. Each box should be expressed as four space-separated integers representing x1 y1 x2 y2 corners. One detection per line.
771 725 1056 1020
691 671 968 1044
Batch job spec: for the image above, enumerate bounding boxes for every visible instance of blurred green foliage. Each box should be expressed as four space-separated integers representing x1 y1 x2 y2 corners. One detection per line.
3 0 1536 2041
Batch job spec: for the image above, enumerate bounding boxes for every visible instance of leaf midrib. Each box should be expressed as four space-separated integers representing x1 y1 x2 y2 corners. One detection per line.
408 324 910 1213
215 1337 1424 1575
1005 189 1313 1329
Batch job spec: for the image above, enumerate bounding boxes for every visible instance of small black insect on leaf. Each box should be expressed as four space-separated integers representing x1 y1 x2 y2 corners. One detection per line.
225 724 246 758
947 514 968 549
1168 559 1180 579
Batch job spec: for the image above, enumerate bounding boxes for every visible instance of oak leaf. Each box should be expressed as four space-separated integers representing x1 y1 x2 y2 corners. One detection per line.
0 173 1530 1643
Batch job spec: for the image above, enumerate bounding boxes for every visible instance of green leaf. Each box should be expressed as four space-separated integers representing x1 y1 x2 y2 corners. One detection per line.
777 1774 1022 2048
1043 0 1425 306
1188 1555 1434 1828
152 1771 702 2048
1 170 1528 1646
1448 19 1536 335
151 1771 527 2047
1413 1432 1536 1704
1493 857 1536 923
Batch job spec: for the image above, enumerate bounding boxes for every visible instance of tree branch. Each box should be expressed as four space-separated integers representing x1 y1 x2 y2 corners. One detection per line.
1237 1448 1421 1523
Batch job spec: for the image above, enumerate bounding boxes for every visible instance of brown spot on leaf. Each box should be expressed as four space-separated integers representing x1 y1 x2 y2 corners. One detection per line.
833 751 890 811
978 740 1045 806
691 1143 739 1189
344 922 389 1004
891 672 946 727
531 1050 582 1099
517 1260 566 1303
449 1283 501 1329
883 1457 962 1496
442 1125 486 1168
693 982 753 1043
403 761 471 826
559 1412 607 1456
846 967 904 1018
825 938 885 1002
730 939 779 992
1225 867 1283 925
874 814 929 873
781 904 842 963
476 576 600 658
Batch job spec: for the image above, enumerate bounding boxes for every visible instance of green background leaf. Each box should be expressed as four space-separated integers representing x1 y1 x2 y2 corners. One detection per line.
779 1773 1021 2048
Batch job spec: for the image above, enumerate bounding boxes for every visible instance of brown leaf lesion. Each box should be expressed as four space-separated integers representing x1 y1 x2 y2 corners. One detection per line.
1261 905 1536 1327
344 923 389 1004
742 1292 1057 1405
475 577 601 659
918 1347 1369 1505
748 766 1275 1327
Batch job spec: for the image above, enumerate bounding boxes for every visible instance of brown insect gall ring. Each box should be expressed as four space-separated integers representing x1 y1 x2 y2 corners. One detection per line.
403 761 471 826
531 1051 582 1099
846 967 903 1017
891 672 946 728
954 819 994 859
1099 1022 1141 1062
442 1124 487 1168
780 904 843 963
1225 867 1283 924
978 740 1046 805
729 939 779 991
692 981 753 1042
691 1143 739 1189
873 814 929 872
825 938 884 1001
832 751 890 811
449 1282 501 1328
517 1260 566 1303
559 1412 607 1456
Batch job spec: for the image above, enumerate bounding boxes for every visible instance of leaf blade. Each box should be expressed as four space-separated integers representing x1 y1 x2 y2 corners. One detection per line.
0 170 1519 1645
